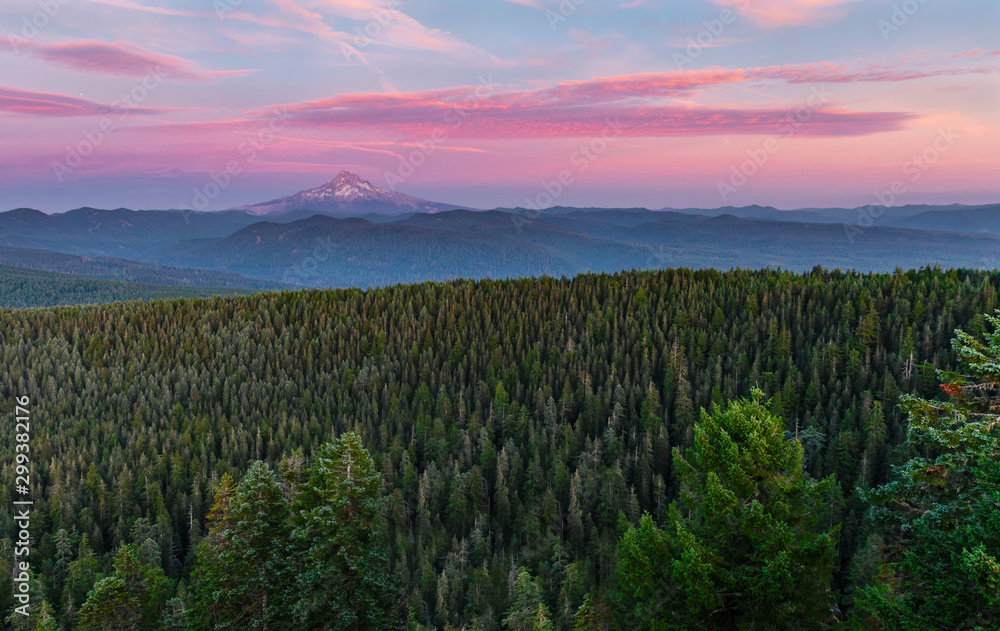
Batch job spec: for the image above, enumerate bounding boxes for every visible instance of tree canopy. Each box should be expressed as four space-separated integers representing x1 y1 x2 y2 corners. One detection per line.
615 392 838 630
0 267 997 628
859 312 1000 630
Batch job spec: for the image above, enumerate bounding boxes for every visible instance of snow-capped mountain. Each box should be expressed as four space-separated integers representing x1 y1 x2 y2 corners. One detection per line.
230 171 470 216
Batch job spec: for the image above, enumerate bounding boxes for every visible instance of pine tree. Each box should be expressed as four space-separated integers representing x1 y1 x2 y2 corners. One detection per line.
572 593 615 630
77 544 170 631
503 568 550 631
859 311 1000 629
193 461 292 629
162 597 191 631
291 432 405 629
35 601 59 631
64 534 101 621
614 391 838 630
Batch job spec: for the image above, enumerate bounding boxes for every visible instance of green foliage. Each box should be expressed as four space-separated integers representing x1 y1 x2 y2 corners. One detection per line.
192 434 403 630
1 268 998 628
36 601 59 631
291 432 405 629
0 265 253 309
162 597 191 631
77 545 170 630
572 593 615 631
193 463 292 629
858 312 1000 630
504 569 552 631
615 393 838 630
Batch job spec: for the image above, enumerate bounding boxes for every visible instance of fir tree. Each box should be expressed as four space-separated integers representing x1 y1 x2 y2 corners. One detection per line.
291 432 405 629
77 545 170 631
614 391 838 630
859 311 1000 629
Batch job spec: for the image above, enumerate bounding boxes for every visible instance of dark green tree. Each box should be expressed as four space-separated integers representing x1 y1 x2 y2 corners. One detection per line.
858 311 1000 630
77 544 170 631
614 391 838 630
5 268 1000 628
503 568 551 631
572 593 616 630
193 462 292 629
291 432 405 629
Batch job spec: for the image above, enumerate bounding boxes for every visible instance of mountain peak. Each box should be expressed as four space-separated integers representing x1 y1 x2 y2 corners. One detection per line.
229 171 471 217
330 170 362 184
309 171 385 203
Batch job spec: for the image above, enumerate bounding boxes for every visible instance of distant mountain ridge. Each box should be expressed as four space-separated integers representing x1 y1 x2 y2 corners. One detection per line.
2 193 999 293
890 204 1000 234
0 206 262 259
156 214 575 287
227 171 472 216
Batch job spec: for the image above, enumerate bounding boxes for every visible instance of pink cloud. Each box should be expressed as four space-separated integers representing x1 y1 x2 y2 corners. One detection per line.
252 62 934 139
83 0 198 17
271 98 912 138
710 0 865 28
948 48 1000 58
0 86 173 117
3 38 253 81
253 55 1000 139
501 0 544 8
750 61 1000 84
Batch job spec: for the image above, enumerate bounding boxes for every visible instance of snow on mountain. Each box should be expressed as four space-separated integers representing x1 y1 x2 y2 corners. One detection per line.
230 171 468 216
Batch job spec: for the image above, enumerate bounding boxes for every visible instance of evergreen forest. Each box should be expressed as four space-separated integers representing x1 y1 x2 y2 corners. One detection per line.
1 267 997 629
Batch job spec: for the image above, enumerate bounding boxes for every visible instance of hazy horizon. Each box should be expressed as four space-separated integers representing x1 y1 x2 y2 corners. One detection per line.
6 176 1000 217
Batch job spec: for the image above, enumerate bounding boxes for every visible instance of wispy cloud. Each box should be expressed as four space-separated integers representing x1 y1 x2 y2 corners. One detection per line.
2 38 254 81
709 0 865 28
311 0 504 62
254 62 925 138
249 55 1000 140
501 0 545 9
0 86 173 117
82 0 199 17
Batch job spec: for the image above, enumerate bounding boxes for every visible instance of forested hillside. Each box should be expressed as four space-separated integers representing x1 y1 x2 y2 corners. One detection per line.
0 267 997 629
0 266 255 309
0 247 285 290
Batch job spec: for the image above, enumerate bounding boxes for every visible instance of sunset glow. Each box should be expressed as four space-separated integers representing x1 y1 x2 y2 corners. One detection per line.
1 0 997 211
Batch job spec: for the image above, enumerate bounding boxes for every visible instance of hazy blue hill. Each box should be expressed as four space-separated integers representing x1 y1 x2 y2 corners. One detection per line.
0 246 285 290
495 205 653 216
613 214 1000 271
890 205 1000 235
5 202 999 290
0 207 261 258
0 265 256 308
251 208 419 224
3 207 52 227
399 209 656 271
537 209 708 237
666 202 992 225
154 214 577 287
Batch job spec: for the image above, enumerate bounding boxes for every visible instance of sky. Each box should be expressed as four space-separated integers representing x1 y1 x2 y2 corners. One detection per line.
0 0 998 212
